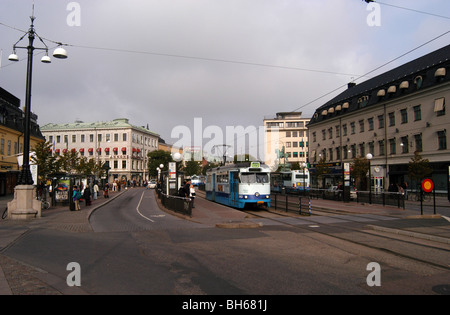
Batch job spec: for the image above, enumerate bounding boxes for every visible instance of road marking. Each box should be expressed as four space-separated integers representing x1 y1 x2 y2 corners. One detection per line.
136 191 155 222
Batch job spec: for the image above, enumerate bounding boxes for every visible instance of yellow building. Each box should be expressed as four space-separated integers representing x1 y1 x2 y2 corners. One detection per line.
0 87 45 195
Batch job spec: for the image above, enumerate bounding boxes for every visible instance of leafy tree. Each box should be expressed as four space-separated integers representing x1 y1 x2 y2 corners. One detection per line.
184 159 202 176
315 157 330 188
351 156 369 190
408 151 433 186
147 150 174 177
31 141 58 181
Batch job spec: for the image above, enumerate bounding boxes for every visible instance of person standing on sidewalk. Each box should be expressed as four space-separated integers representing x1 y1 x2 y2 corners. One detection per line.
84 184 92 206
72 186 81 211
93 182 99 200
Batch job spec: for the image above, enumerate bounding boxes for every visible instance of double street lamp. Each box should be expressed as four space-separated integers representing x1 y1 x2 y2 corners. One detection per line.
8 14 68 185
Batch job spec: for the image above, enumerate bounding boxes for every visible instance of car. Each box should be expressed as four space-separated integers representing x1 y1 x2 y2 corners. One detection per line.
148 180 157 189
350 186 357 200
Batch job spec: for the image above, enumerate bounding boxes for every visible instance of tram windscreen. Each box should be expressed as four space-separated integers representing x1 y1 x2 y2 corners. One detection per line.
240 173 269 184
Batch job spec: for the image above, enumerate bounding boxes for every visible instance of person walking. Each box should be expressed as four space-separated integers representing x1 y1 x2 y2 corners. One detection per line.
72 186 81 211
190 184 196 208
84 184 92 206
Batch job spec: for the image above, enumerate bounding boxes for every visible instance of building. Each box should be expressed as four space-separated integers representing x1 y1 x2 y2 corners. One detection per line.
307 44 450 192
0 87 45 195
264 112 310 171
41 118 159 184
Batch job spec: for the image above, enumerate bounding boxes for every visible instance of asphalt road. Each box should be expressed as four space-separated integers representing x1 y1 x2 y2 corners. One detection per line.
2 188 450 296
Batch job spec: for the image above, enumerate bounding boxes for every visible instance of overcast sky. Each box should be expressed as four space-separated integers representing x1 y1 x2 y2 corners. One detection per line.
1 0 449 159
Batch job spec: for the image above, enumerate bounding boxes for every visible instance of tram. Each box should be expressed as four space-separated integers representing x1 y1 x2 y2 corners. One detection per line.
270 169 310 193
205 162 271 209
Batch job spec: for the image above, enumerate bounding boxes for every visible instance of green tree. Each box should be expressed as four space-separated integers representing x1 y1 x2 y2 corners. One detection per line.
351 156 369 190
147 150 174 177
31 141 58 181
408 151 433 186
184 159 201 176
315 157 330 188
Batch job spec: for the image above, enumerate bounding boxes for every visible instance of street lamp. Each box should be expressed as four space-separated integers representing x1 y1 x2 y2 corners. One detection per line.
366 153 373 204
6 13 68 219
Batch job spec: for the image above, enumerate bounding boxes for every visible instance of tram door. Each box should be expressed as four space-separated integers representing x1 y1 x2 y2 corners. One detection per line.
230 171 239 207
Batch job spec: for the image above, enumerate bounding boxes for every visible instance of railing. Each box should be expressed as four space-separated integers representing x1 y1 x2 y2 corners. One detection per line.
277 188 405 209
157 189 193 217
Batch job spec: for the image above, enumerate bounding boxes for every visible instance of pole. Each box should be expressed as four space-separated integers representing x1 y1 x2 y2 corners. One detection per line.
17 17 36 185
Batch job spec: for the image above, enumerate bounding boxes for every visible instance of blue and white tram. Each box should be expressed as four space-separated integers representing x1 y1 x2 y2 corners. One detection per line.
205 162 271 209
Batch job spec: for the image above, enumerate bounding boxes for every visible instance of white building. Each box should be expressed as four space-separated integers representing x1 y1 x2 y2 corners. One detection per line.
263 112 310 171
41 118 159 184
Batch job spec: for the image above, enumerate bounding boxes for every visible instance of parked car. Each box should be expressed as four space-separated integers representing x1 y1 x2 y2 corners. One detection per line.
148 180 157 189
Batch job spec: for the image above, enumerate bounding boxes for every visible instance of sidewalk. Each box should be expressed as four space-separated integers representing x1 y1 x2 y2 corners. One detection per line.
0 188 126 295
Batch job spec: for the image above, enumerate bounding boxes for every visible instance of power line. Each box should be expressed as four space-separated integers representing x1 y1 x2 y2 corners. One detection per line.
375 1 450 20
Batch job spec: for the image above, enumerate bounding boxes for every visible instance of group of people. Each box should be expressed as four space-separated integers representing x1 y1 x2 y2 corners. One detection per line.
178 180 196 207
71 182 102 211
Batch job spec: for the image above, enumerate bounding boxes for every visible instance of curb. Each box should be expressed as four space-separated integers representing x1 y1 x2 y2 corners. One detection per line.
216 221 263 229
367 225 450 245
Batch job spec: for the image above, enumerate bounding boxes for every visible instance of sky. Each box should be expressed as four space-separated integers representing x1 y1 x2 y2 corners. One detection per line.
1 0 449 160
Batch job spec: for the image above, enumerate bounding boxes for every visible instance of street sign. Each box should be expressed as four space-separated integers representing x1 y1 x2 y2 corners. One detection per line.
422 178 434 193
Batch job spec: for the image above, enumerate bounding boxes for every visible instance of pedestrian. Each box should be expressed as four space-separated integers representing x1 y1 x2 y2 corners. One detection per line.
72 186 81 211
84 184 92 206
93 182 99 200
179 183 186 197
104 183 109 198
190 184 196 208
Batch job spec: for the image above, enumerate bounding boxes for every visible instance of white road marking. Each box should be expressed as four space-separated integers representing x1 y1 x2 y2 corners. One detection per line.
136 191 155 222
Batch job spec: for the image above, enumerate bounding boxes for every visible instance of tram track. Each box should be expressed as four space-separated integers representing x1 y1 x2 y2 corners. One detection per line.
241 207 450 272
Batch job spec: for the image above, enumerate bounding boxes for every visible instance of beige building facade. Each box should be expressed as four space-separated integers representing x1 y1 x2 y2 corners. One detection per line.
41 118 159 184
264 112 310 171
307 44 450 193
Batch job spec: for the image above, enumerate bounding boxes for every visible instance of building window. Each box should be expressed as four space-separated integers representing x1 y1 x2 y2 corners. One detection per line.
322 130 326 141
401 136 409 153
400 109 408 124
114 133 119 142
434 98 445 116
72 135 76 143
328 128 333 139
293 152 298 158
413 105 421 121
342 124 347 136
64 135 69 145
359 143 365 157
438 131 447 150
292 131 297 137
328 148 333 161
378 115 384 129
379 140 385 156
90 134 94 142
49 136 53 143
286 131 291 138
414 134 422 152
368 118 374 131
343 145 348 159
351 145 356 159
388 112 395 127
389 138 396 155
81 135 85 143
312 132 316 142
359 120 364 133
0 139 4 155
122 160 127 169
336 147 341 160
123 133 127 141
350 122 355 134
98 134 102 143
7 140 11 156
335 125 340 138
114 160 118 169
368 142 374 155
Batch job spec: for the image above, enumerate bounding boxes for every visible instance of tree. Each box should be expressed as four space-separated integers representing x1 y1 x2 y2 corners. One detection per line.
31 141 58 181
184 159 202 176
351 156 369 190
408 151 433 187
147 150 174 177
315 157 330 188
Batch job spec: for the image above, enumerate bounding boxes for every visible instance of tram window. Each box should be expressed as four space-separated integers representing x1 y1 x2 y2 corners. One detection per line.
240 173 269 184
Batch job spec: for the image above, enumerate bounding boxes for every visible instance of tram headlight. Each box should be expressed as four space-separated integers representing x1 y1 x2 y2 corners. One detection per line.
255 192 260 197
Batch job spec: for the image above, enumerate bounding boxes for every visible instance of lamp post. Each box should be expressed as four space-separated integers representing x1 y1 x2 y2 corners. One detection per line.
7 12 68 219
366 153 373 204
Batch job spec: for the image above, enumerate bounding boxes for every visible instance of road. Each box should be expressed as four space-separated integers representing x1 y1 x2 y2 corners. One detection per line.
2 188 450 296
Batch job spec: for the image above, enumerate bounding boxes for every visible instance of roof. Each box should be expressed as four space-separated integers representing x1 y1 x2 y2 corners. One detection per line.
308 44 450 126
41 118 159 137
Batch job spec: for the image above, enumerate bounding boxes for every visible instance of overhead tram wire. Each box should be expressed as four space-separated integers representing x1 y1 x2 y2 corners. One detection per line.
374 1 450 21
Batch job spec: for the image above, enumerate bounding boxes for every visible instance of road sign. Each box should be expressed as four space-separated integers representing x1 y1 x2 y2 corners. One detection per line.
422 178 434 193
